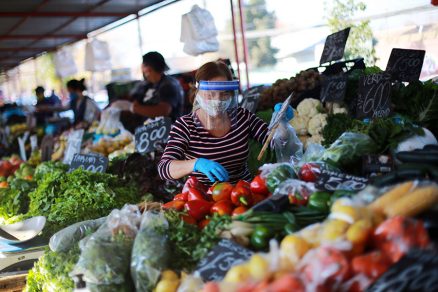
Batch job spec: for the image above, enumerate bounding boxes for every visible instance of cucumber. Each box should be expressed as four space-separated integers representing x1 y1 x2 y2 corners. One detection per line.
396 163 428 172
396 151 438 165
395 168 426 180
423 144 438 151
370 172 398 187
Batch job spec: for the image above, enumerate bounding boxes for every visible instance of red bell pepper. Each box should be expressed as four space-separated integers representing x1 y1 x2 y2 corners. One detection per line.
252 193 267 205
181 214 197 225
163 200 186 211
232 206 248 216
182 176 208 194
231 186 253 207
198 218 211 229
210 200 234 216
236 180 250 190
187 187 208 201
250 175 269 195
288 190 309 206
173 193 188 201
212 182 233 202
184 200 213 221
298 163 321 183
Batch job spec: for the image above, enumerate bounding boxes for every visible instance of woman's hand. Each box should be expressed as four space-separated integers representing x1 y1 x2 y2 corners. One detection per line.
193 158 229 182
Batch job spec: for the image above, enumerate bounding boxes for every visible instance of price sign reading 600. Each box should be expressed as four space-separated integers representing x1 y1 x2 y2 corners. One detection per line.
135 117 172 154
356 72 392 119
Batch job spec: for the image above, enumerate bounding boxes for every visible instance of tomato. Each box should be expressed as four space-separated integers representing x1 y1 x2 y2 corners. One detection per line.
162 200 185 211
198 218 211 229
210 200 234 216
211 182 233 202
352 251 392 281
231 186 253 207
187 187 208 201
288 191 308 206
250 175 269 195
173 193 188 201
232 206 248 216
298 163 321 182
180 214 197 225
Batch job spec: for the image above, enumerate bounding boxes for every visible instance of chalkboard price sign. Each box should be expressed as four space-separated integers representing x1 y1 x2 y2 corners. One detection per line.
241 85 264 113
135 117 171 154
69 153 108 173
195 239 253 282
320 74 347 102
386 48 425 82
368 249 438 291
356 72 392 119
316 169 368 191
320 28 351 65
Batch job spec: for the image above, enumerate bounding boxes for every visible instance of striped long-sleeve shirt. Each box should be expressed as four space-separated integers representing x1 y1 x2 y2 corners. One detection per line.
158 107 269 186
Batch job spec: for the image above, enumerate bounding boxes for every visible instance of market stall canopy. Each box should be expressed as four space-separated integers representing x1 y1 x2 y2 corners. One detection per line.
0 0 168 72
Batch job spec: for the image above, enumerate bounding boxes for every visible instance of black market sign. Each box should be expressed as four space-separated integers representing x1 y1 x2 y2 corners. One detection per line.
320 74 347 102
356 72 392 119
69 153 108 173
368 249 438 291
386 48 425 82
320 27 351 65
195 239 253 282
135 117 172 154
316 169 368 191
241 85 264 113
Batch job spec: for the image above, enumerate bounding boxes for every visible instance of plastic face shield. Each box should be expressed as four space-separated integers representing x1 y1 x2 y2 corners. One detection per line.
194 80 239 117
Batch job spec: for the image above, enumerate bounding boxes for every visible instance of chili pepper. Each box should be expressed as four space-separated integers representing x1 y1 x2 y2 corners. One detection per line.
184 200 213 221
232 206 248 216
187 187 208 201
250 175 269 195
182 176 208 194
173 193 188 201
308 191 331 212
163 200 186 211
212 182 233 202
231 185 253 207
266 164 295 193
180 214 197 225
198 218 211 229
298 163 321 182
210 200 234 216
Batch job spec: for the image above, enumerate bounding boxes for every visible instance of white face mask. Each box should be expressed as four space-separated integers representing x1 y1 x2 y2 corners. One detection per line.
196 94 232 116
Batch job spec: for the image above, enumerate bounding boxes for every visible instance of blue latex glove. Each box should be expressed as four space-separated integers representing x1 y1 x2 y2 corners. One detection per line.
274 103 294 121
193 158 229 182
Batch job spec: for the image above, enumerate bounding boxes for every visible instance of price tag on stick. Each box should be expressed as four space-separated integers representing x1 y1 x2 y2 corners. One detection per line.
320 27 351 64
320 74 347 102
386 48 425 82
356 72 392 119
195 239 253 282
135 117 171 154
69 153 108 173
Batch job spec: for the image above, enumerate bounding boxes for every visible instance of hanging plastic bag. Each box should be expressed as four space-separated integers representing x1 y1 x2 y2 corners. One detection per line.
131 211 170 292
71 205 140 285
85 39 112 72
54 46 77 78
272 119 303 164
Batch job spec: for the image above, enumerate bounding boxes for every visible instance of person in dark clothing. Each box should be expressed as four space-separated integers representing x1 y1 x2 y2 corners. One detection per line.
110 51 184 123
34 86 57 125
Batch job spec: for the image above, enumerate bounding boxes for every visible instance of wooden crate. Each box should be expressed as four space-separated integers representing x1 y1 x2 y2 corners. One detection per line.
0 272 27 292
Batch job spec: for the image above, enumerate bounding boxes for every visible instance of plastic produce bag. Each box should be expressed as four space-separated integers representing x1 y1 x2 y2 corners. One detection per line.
49 217 106 252
272 119 303 164
259 163 296 193
273 179 316 204
131 211 170 292
321 132 376 167
71 205 141 285
299 143 325 165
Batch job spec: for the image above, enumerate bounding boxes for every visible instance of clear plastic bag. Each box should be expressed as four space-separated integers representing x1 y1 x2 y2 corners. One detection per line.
131 211 170 292
299 143 325 165
272 120 303 164
49 217 106 252
71 205 141 285
273 179 316 201
259 162 296 193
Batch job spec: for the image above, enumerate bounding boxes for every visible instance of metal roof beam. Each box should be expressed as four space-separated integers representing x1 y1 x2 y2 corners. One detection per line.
0 12 131 17
0 34 86 40
0 47 52 51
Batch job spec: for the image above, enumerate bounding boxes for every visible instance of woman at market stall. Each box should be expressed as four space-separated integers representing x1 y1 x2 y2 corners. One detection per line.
158 61 293 186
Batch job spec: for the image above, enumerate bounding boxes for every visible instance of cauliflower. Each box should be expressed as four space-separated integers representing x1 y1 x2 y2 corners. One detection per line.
333 107 348 114
297 98 322 117
306 134 324 147
308 113 328 136
290 115 310 135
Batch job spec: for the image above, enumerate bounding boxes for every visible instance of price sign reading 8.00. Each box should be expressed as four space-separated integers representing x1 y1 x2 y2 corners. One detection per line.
135 117 172 154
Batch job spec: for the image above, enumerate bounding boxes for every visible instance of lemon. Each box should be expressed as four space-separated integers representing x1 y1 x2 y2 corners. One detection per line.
155 279 179 292
331 202 362 224
161 270 179 281
248 254 270 280
346 219 372 244
280 235 311 260
321 219 350 241
224 264 251 283
299 223 322 247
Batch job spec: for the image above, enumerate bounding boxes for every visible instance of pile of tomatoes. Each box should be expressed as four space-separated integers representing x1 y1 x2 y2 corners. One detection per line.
163 175 270 228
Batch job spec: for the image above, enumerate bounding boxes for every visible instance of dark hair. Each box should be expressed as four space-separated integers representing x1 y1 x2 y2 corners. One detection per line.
35 86 45 95
66 78 86 91
142 51 169 73
188 61 233 103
